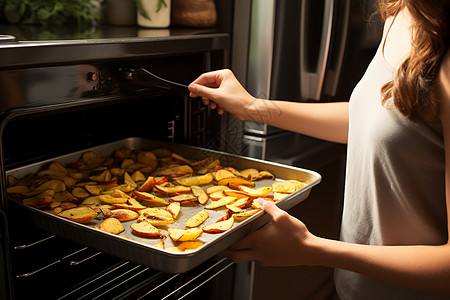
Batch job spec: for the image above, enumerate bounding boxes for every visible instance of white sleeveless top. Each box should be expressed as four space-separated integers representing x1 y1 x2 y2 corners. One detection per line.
334 43 447 299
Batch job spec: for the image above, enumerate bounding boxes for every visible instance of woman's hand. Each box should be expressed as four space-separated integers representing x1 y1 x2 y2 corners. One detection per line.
188 69 255 120
222 199 319 266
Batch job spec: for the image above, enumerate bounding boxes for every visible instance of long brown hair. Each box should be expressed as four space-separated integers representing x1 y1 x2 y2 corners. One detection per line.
378 0 450 121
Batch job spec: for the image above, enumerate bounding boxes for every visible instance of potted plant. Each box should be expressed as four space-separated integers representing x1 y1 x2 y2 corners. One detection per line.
134 0 170 28
1 0 102 27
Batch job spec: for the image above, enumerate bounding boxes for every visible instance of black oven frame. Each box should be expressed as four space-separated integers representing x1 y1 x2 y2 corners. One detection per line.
0 32 247 300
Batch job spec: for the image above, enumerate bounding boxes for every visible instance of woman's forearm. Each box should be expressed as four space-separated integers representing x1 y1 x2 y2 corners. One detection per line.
242 99 349 144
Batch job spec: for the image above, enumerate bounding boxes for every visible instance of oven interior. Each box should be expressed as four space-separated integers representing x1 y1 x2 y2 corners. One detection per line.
0 51 241 299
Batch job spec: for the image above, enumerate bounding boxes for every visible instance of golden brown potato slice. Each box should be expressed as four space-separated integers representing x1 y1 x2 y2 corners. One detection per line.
152 240 165 249
36 180 66 192
138 208 174 226
168 194 198 204
206 185 228 195
130 221 165 238
166 241 204 252
191 185 209 205
124 172 138 189
110 209 139 222
98 194 128 204
57 206 98 223
72 187 90 199
131 171 146 182
217 177 255 189
239 186 273 197
168 227 203 242
134 191 168 205
240 168 259 180
174 173 214 186
233 208 261 221
272 181 296 194
155 165 194 177
185 210 209 228
6 185 31 194
205 196 237 209
202 217 234 233
95 217 125 235
165 202 181 219
23 189 54 208
213 169 235 181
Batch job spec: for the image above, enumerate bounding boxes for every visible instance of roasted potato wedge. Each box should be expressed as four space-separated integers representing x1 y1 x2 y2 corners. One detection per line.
166 241 204 252
130 221 165 238
185 210 209 228
57 206 98 223
168 227 203 242
205 196 237 209
174 173 214 186
202 217 234 233
95 217 125 235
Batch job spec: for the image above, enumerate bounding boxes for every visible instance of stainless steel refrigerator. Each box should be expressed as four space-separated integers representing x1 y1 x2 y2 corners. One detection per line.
230 0 382 299
232 0 381 163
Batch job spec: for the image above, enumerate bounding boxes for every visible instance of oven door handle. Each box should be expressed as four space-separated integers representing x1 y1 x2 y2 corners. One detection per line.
119 67 190 95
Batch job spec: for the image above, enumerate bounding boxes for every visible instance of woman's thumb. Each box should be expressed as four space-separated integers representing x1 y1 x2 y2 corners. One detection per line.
258 198 284 219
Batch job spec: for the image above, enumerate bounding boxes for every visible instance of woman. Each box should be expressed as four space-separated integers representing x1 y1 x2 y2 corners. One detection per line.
188 0 450 299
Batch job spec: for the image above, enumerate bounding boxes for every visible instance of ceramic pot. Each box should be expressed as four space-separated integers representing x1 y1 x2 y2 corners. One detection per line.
137 0 171 28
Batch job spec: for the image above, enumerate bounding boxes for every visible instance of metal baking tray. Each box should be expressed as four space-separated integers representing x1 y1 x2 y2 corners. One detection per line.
6 137 321 273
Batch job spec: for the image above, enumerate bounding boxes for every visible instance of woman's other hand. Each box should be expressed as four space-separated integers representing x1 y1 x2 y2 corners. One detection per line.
222 199 319 267
188 69 255 120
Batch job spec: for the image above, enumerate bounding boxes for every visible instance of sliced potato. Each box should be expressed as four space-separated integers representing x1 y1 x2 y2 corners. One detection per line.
202 217 234 233
110 209 139 222
152 240 165 249
213 169 235 181
209 190 226 201
138 208 174 226
166 241 204 252
174 173 214 186
239 186 273 197
57 206 98 223
233 208 261 221
72 187 90 199
155 165 194 176
240 168 259 180
185 210 209 228
23 189 54 208
191 185 208 205
205 196 237 209
131 171 146 182
166 202 181 219
35 180 66 192
130 221 165 238
95 217 125 234
98 194 128 204
7 185 31 194
134 191 168 205
217 177 255 189
138 176 156 192
206 185 228 195
168 227 203 242
272 181 296 194
168 194 198 204
154 184 191 196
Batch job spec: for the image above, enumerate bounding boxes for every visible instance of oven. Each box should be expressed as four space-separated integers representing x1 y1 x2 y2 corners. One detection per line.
0 28 249 300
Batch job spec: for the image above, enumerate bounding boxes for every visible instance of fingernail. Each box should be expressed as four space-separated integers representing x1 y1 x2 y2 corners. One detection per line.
257 197 265 206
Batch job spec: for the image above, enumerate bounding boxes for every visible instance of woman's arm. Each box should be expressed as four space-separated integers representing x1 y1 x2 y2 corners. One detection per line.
223 52 450 296
188 69 349 144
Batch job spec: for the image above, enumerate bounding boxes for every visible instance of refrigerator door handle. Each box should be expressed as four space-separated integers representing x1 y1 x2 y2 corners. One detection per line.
300 0 334 101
